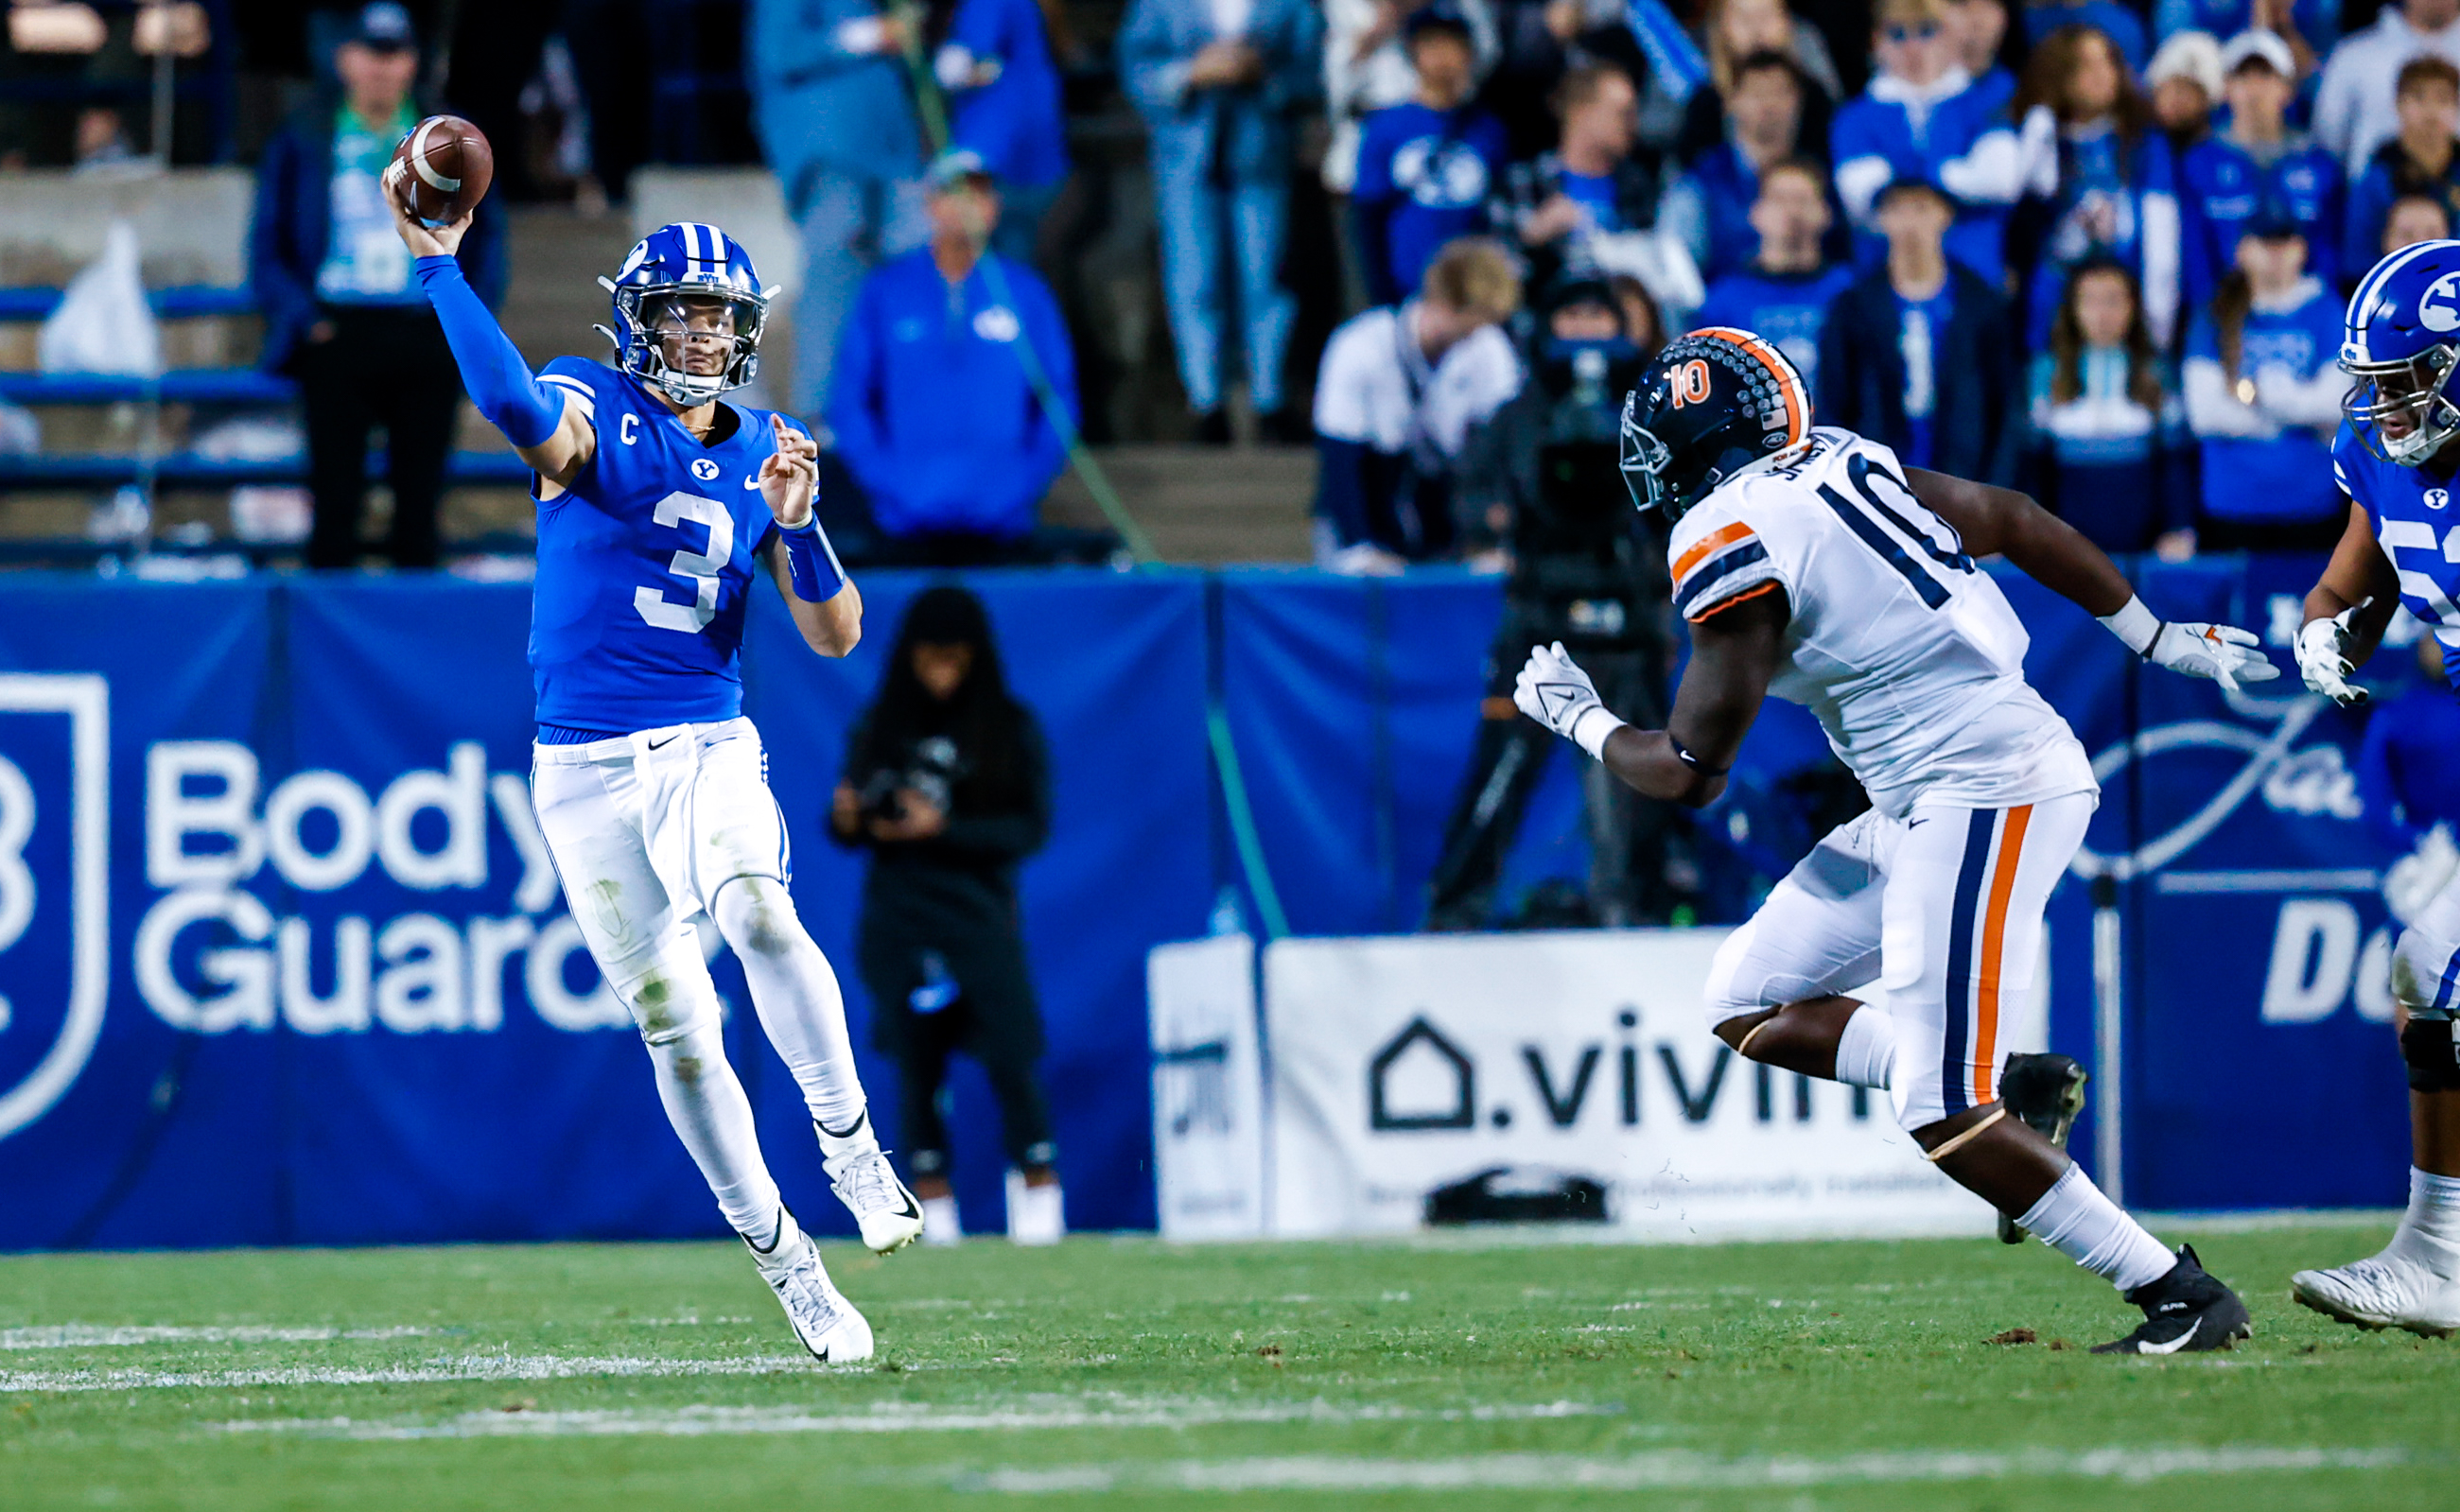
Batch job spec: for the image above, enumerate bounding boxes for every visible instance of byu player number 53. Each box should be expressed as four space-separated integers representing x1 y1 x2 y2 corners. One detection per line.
2286 239 2460 1337
393 189 917 1363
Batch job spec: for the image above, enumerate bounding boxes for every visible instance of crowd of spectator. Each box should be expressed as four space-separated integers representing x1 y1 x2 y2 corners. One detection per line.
229 0 2460 567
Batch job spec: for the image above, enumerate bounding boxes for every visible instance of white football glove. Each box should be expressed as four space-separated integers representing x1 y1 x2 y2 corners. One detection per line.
2294 609 2369 707
1513 641 1626 759
2144 619 2281 692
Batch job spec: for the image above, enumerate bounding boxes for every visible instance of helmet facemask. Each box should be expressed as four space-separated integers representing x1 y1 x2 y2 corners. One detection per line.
1618 391 1679 517
2345 342 2460 465
602 282 768 408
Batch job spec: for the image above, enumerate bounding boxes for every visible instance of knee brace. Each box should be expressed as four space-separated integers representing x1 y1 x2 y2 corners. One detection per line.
2402 1013 2460 1093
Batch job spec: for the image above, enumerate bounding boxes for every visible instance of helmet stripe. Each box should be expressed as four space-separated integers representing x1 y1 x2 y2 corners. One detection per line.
1691 325 1809 446
2349 239 2454 336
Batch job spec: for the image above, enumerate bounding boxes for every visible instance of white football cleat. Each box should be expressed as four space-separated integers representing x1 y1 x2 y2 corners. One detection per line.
817 1114 925 1255
2291 1252 2460 1337
920 1192 962 1246
749 1228 875 1364
1005 1169 1065 1247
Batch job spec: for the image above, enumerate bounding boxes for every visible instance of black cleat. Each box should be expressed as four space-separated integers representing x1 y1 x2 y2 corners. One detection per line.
2092 1244 2253 1355
1996 1052 2088 1243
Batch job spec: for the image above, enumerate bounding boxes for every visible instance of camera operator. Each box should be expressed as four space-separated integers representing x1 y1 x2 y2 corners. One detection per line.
829 586 1063 1245
1425 270 1689 930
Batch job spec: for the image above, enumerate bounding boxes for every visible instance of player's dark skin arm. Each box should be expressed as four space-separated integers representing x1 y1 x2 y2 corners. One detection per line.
2301 499 2400 662
1904 468 2134 617
1596 589 1787 808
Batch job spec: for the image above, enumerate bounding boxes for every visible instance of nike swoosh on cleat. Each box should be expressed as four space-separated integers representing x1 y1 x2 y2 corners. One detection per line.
2136 1319 2201 1355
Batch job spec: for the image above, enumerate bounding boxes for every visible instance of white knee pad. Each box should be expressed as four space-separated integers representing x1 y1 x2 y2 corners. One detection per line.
602 928 724 1049
711 875 810 963
2394 922 2460 1016
1701 924 1773 1033
1701 907 1879 1034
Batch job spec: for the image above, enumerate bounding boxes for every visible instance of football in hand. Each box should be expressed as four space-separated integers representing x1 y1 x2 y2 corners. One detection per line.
387 115 494 225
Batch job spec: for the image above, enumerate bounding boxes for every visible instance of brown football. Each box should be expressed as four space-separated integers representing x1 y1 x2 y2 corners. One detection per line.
387 114 494 225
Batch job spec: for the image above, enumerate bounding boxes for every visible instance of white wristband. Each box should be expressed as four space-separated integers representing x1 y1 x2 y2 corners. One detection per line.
1568 706 1627 762
2097 595 2160 657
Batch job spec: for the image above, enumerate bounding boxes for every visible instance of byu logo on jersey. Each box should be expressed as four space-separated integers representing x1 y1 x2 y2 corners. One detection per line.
689 458 721 481
2430 489 2451 511
0 674 109 1143
2423 271 2460 333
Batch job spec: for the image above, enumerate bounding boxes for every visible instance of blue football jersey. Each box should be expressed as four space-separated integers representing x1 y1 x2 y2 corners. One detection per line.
2332 421 2460 672
529 356 798 732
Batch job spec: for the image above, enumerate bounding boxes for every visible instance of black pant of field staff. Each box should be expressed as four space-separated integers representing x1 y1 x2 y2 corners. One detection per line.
299 304 462 569
861 928 1056 1182
1426 617 1684 930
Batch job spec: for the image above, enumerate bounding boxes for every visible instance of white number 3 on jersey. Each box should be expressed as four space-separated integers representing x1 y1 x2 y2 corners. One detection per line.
635 490 733 633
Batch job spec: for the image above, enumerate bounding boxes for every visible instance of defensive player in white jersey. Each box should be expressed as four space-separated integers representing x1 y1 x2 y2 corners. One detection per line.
393 199 921 1363
2284 238 2460 1337
1516 328 2277 1352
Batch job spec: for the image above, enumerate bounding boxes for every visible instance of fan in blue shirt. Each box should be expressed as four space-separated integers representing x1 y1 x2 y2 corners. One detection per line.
1831 0 2023 285
2019 24 2184 349
2180 217 2347 548
2178 31 2341 309
1659 49 1839 283
1693 159 1854 396
934 0 1072 262
2344 60 2460 284
829 152 1077 549
1352 10 1509 306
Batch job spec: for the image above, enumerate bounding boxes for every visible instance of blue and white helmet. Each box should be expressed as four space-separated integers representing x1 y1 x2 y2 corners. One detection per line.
595 222 777 408
2343 239 2460 465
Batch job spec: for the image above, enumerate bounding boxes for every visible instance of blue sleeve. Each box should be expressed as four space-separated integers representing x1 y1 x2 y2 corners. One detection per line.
823 274 895 495
1115 0 1190 119
1352 113 1399 202
2346 165 2394 285
246 128 318 356
1314 435 1376 547
2306 150 2345 289
1694 279 1739 332
2184 309 2220 362
2356 707 2425 850
750 0 881 88
2294 0 2339 53
1829 99 1885 168
414 255 566 446
949 0 1003 55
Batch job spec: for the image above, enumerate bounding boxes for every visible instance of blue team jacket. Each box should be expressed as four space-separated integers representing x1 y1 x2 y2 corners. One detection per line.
1830 79 2015 283
2178 133 2342 308
826 248 1077 539
2345 142 2460 286
945 0 1070 190
1352 101 1509 305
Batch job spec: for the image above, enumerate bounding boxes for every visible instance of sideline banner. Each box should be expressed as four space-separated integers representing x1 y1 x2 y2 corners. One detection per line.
1259 932 2014 1241
1147 934 1265 1240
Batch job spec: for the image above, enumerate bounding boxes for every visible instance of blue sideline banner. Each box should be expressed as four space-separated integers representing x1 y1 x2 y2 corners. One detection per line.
0 563 2429 1250
0 574 1209 1250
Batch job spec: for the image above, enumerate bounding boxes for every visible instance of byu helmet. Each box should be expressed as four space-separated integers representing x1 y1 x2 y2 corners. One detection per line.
2343 239 2460 465
1619 327 1813 521
596 222 777 408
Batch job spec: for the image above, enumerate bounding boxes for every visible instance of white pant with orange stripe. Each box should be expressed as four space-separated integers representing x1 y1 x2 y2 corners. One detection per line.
1703 791 2095 1131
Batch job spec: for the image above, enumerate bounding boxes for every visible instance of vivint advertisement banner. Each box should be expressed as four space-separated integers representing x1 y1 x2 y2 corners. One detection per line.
1153 931 2022 1242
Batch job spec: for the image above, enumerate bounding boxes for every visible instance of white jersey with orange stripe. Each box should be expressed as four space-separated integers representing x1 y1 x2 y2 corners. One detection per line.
1664 426 2098 819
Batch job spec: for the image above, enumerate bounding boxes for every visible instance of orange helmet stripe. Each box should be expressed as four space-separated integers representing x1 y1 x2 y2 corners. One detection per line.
1689 325 1810 447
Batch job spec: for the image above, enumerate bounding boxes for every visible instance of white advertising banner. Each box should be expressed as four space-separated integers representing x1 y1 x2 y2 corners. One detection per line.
1263 930 2029 1242
1146 933 1265 1240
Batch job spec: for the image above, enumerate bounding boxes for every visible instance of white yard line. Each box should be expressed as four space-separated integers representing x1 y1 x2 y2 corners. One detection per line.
0 1353 819 1393
0 1325 440 1351
213 1399 1614 1440
963 1445 2416 1493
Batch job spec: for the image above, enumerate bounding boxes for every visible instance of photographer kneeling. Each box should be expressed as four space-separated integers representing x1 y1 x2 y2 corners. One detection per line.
1426 270 1693 930
830 586 1063 1244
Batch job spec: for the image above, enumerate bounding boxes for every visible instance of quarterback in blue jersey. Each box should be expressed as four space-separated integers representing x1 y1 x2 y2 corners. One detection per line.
2291 238 2460 1337
391 195 920 1364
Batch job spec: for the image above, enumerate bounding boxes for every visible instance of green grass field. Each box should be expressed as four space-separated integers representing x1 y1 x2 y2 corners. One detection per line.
2 1221 2454 1510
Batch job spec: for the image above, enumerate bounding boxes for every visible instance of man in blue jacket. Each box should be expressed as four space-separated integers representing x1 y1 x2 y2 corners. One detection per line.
746 0 931 417
1118 0 1322 444
827 151 1080 564
249 2 506 569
